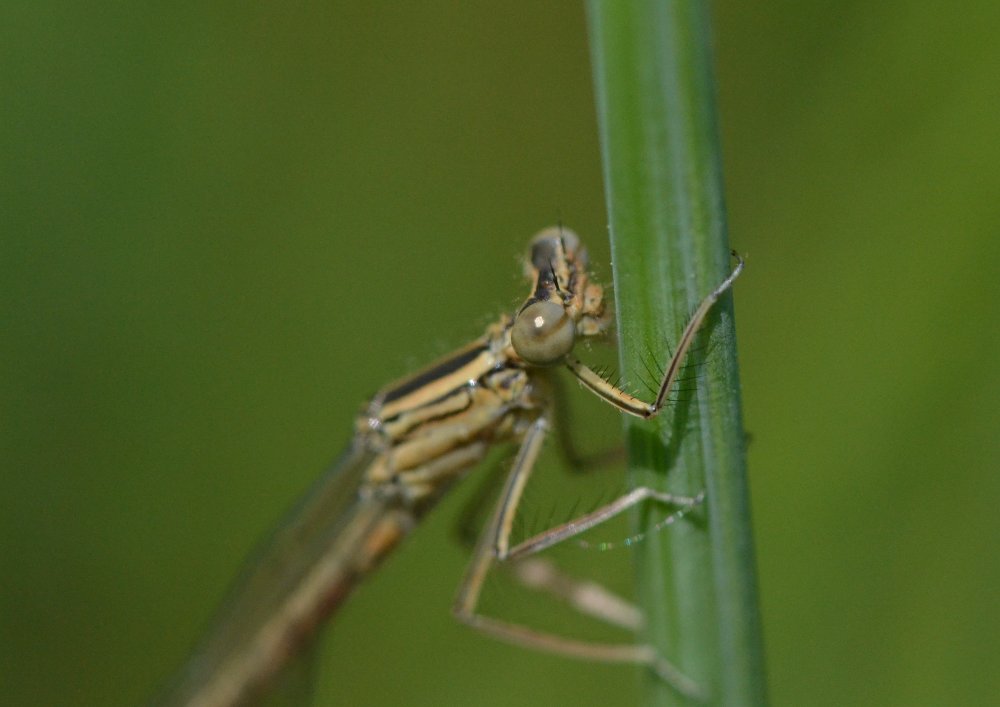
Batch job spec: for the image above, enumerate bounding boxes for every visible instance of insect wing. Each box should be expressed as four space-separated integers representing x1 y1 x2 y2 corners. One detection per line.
155 438 382 707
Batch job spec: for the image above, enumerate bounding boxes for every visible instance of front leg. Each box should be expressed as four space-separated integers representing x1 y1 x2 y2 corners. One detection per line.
566 252 744 420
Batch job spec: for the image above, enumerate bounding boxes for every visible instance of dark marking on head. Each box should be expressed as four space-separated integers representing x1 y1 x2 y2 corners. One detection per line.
530 237 562 273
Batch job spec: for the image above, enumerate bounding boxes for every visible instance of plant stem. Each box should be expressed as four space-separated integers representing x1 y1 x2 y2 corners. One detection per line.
586 2 766 705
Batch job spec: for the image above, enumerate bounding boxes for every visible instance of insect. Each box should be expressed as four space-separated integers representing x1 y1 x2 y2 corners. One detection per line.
155 228 743 706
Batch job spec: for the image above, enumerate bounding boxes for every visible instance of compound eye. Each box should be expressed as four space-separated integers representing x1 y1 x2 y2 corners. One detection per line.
511 301 575 365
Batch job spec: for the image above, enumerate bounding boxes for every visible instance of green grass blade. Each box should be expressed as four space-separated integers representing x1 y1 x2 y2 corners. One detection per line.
586 2 767 705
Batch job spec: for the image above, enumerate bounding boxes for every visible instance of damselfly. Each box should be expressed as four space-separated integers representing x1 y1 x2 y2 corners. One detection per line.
155 228 743 706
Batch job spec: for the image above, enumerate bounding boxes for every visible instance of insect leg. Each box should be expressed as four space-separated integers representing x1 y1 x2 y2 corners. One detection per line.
451 418 703 700
503 487 703 559
540 368 625 473
567 252 743 419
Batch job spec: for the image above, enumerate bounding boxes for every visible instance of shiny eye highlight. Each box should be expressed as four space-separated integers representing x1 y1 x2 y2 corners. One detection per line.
511 301 575 365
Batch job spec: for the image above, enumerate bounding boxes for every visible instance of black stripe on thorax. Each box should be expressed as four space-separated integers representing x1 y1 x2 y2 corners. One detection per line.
380 341 490 406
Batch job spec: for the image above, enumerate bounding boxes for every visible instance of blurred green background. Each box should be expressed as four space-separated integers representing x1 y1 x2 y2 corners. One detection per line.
3 3 998 706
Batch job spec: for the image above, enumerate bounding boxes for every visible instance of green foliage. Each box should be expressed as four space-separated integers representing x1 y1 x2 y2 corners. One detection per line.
588 2 765 704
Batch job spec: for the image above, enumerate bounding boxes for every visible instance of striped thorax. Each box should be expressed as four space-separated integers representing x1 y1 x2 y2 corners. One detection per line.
359 227 610 509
